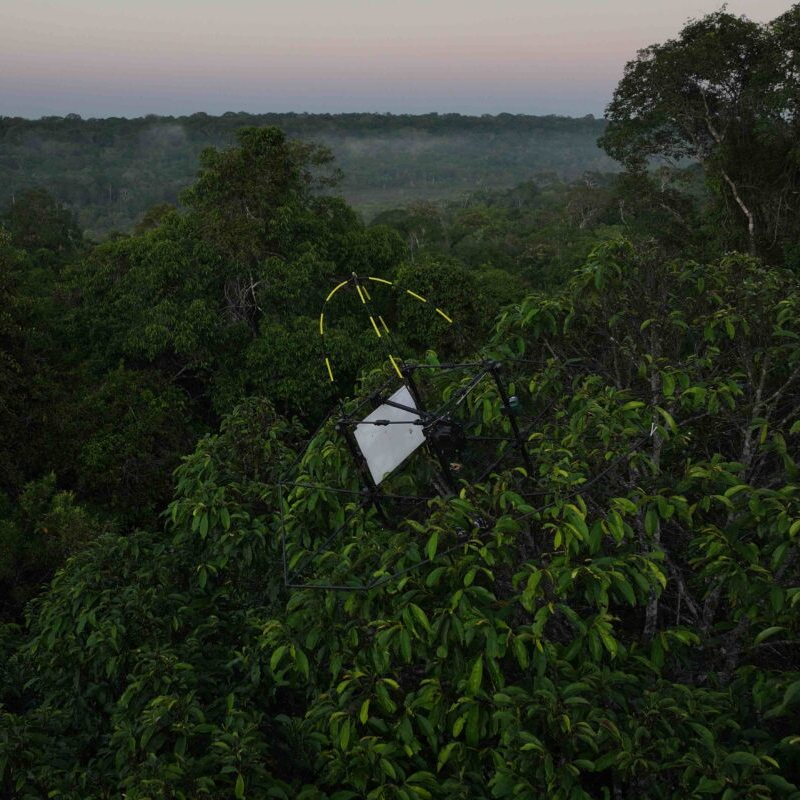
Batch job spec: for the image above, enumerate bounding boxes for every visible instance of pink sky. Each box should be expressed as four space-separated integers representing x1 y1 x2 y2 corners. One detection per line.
0 0 791 118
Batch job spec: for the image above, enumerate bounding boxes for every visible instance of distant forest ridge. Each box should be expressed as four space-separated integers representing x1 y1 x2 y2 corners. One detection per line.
0 112 617 237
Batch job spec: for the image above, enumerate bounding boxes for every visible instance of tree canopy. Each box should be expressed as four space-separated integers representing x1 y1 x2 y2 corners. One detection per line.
1 242 799 798
601 5 800 262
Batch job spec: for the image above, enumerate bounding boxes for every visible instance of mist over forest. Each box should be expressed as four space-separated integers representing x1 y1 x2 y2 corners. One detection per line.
0 112 614 237
2 5 800 799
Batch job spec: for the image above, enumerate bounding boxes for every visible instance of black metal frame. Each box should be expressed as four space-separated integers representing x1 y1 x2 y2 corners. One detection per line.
277 357 539 591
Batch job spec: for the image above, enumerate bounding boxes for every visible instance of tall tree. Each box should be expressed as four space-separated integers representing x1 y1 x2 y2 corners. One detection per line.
600 6 800 262
181 126 342 332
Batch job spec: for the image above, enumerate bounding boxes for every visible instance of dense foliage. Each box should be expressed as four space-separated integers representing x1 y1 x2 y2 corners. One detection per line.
1 6 799 797
1 242 798 798
372 167 712 289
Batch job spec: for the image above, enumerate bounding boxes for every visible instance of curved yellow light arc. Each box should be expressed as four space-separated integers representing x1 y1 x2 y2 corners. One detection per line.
325 280 350 304
321 276 453 384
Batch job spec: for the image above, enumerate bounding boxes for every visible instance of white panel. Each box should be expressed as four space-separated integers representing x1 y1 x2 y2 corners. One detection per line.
353 385 426 485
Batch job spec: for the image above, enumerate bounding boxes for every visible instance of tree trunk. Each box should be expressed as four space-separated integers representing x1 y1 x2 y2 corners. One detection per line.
720 169 757 256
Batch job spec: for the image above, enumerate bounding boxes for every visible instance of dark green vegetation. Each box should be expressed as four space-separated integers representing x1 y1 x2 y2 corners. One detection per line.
0 112 615 237
601 7 800 266
1 5 799 798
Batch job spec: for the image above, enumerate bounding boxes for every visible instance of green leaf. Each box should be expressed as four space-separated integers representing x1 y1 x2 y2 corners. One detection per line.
380 757 396 779
465 705 480 746
235 773 245 799
270 645 287 673
770 586 785 612
437 742 457 772
513 637 528 668
620 400 645 411
695 777 724 793
426 566 446 587
724 751 760 767
763 774 798 792
294 647 309 678
657 406 677 433
399 628 412 662
754 626 785 645
781 680 800 709
689 722 714 750
410 603 432 634
468 656 483 696
644 507 658 536
426 531 438 561
564 505 589 539
597 625 618 658
615 577 636 606
724 484 749 498
607 511 625 543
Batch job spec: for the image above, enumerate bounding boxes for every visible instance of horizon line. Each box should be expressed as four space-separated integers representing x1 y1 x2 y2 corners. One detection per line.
1 109 606 123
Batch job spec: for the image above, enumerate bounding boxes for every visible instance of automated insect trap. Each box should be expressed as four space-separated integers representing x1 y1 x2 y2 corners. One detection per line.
278 273 536 591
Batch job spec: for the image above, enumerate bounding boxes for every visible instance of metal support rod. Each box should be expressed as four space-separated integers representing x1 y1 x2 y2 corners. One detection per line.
402 366 458 495
335 419 389 523
380 397 432 419
473 397 556 484
488 361 534 476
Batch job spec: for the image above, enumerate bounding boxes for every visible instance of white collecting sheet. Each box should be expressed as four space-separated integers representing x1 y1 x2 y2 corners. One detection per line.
353 385 426 485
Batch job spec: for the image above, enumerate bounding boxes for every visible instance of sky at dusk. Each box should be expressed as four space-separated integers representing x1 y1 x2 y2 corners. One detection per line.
0 0 790 119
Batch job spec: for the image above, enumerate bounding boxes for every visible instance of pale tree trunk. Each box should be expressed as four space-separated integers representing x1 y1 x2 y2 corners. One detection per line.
698 91 758 256
720 169 757 256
